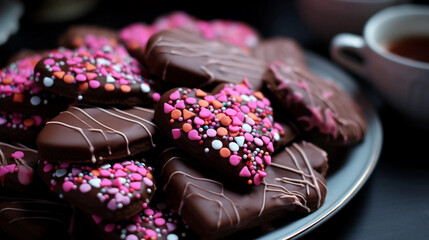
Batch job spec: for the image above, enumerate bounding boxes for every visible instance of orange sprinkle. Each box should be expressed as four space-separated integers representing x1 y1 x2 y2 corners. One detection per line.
53 71 65 80
23 118 35 127
212 100 223 109
216 113 226 121
169 119 174 124
254 91 264 100
217 127 228 136
2 77 12 85
198 100 209 107
91 170 100 177
13 93 24 103
182 109 195 120
128 41 140 50
219 148 231 158
248 112 259 121
63 74 75 84
234 95 243 103
85 62 96 72
120 85 131 93
78 82 88 91
229 131 239 137
220 116 232 126
196 89 207 97
171 109 182 119
146 172 153 179
104 83 115 92
247 179 253 185
182 123 192 133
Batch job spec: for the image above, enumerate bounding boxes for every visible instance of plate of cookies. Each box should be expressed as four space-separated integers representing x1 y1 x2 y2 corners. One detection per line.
0 11 382 240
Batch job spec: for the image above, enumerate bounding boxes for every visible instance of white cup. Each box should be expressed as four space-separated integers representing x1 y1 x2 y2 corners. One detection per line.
331 4 429 126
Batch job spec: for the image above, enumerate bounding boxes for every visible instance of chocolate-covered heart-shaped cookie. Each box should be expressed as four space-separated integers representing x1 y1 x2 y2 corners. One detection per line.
34 47 160 107
37 105 158 164
155 81 284 186
39 158 155 221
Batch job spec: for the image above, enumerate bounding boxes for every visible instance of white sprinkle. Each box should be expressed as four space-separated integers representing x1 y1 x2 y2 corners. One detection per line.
43 77 54 87
30 96 41 106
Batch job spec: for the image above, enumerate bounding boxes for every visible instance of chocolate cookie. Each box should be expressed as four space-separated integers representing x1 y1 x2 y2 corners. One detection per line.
34 47 160 107
0 142 37 191
155 82 284 186
89 198 192 240
158 142 328 239
252 37 307 69
144 29 267 90
38 157 155 221
37 105 158 164
0 111 46 144
265 62 366 145
0 196 74 240
58 25 119 50
1 54 72 116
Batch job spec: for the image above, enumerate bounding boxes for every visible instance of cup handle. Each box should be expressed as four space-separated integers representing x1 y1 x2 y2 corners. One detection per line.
330 33 367 78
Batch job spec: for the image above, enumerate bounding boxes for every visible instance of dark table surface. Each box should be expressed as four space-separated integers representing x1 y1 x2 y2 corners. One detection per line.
1 1 428 239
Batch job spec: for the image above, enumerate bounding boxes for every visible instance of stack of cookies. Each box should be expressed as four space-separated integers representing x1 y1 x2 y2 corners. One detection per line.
0 11 366 240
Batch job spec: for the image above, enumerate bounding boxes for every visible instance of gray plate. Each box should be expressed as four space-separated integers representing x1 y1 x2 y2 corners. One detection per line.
257 51 383 240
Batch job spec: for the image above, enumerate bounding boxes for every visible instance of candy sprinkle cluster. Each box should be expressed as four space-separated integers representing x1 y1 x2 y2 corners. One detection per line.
0 150 34 186
92 201 188 240
0 55 43 104
0 111 44 130
42 159 155 212
164 81 276 185
34 47 158 103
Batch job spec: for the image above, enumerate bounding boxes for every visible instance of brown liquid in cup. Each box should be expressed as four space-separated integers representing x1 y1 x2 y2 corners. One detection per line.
386 36 429 63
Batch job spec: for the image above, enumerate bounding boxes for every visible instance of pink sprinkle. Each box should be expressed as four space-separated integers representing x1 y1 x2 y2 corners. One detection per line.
229 155 241 166
254 137 263 146
100 169 110 177
154 218 166 226
112 178 122 187
75 74 86 82
86 72 98 80
89 80 100 89
232 117 243 126
225 109 237 116
33 116 42 126
244 133 253 142
267 142 274 153
127 164 138 172
107 188 119 195
171 128 181 139
0 166 8 177
145 229 157 237
43 163 53 173
130 182 141 190
169 90 180 100
126 225 137 232
153 92 161 102
130 173 142 181
255 156 263 165
239 166 251 177
229 125 240 132
206 128 216 137
188 129 201 141
143 177 153 187
248 101 257 109
164 103 175 114
193 117 204 125
144 208 154 216
92 214 102 224
17 165 33 185
125 235 138 240
107 199 117 210
79 183 91 193
185 97 196 104
258 170 267 178
114 169 127 178
43 59 55 65
174 100 185 109
137 167 147 176
253 174 262 185
51 66 61 72
113 163 124 170
264 155 272 165
62 181 74 192
262 136 271 145
199 107 211 118
104 223 116 232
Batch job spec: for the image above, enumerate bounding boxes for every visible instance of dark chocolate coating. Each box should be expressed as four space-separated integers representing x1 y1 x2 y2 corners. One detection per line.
158 142 328 239
38 158 155 221
144 29 267 90
0 142 38 190
252 37 307 69
155 83 282 186
264 62 366 146
0 196 74 240
58 25 119 50
37 106 158 163
34 48 159 107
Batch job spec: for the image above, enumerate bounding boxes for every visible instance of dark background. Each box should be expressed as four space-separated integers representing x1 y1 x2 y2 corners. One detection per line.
1 0 429 239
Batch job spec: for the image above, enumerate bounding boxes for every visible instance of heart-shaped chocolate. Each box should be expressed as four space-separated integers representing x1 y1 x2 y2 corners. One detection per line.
38 158 155 221
155 81 282 186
